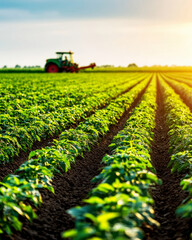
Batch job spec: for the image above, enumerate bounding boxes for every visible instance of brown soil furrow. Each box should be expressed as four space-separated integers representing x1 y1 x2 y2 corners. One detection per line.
146 78 190 240
7 80 151 240
0 79 144 182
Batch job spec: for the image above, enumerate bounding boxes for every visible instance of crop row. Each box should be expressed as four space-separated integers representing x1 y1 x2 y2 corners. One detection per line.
162 73 192 88
0 73 144 117
0 75 149 163
159 75 192 235
0 76 150 236
1 73 144 113
161 75 192 107
63 75 159 240
0 73 147 99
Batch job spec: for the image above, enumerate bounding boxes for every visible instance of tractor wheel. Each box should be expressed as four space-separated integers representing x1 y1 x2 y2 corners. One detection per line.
46 63 59 73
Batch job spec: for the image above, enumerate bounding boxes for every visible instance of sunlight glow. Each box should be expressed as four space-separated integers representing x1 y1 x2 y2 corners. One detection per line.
0 18 192 67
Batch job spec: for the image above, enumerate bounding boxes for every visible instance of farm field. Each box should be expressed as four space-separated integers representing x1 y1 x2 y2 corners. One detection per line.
0 72 192 240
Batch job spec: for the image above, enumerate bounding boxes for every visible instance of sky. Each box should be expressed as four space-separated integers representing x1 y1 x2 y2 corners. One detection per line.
1 0 192 67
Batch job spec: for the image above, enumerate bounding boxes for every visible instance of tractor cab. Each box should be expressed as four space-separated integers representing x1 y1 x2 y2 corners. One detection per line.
56 52 74 64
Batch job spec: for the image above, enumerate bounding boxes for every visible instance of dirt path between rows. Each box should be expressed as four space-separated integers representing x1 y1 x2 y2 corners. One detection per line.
0 79 144 182
145 78 191 240
4 80 151 240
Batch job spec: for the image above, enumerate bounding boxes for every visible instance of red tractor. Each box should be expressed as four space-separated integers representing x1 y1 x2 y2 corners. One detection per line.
45 52 96 73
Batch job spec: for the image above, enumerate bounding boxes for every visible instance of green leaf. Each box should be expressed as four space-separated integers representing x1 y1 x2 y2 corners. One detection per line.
62 229 77 238
84 196 104 205
28 151 37 159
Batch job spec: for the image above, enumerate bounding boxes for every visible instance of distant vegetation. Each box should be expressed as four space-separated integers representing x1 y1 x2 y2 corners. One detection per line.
128 63 138 67
0 67 44 73
86 66 192 72
1 65 192 73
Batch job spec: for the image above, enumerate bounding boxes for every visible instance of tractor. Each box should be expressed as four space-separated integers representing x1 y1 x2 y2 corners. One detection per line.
45 51 96 73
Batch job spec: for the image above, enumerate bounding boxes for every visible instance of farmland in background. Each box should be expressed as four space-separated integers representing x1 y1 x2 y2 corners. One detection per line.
0 71 192 240
2 65 192 73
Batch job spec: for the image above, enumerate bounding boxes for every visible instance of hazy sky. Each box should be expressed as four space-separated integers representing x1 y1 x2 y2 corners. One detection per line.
1 0 192 67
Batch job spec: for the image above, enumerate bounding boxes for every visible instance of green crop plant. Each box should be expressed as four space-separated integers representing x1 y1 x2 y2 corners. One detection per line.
62 76 160 240
159 74 192 236
0 73 149 163
0 76 150 236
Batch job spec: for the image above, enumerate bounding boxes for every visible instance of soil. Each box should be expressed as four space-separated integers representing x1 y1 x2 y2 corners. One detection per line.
3 80 150 240
145 78 191 240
